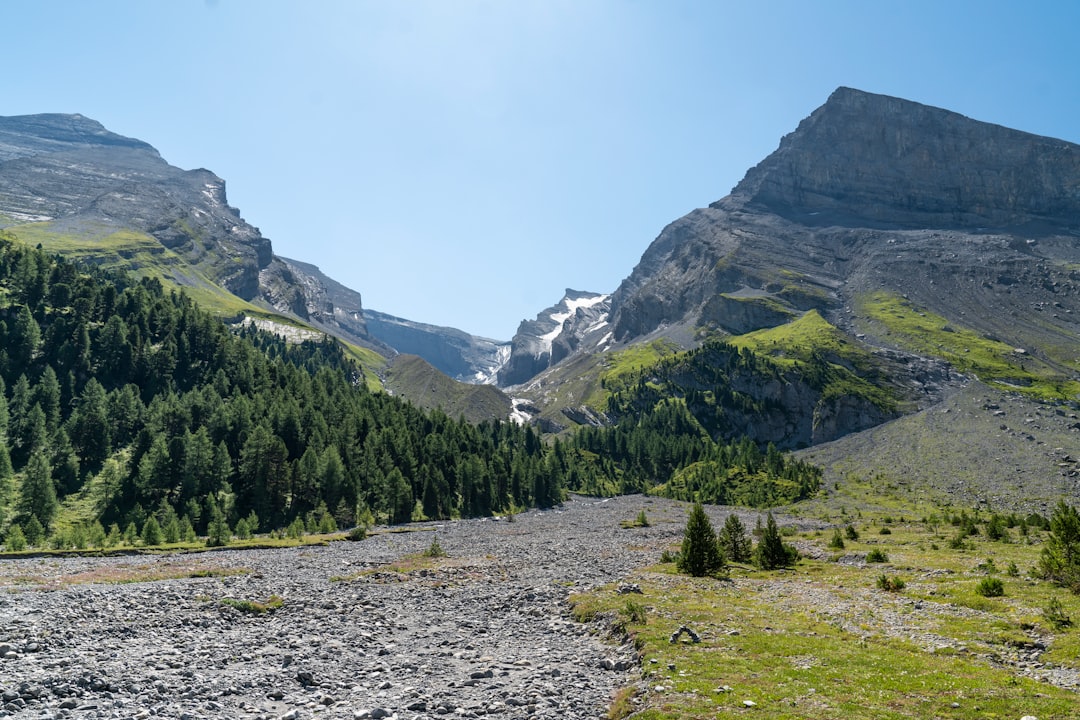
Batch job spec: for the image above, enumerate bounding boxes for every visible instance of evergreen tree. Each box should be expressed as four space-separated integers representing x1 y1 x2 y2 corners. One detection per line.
677 503 726 577
24 515 45 546
719 513 753 563
19 449 57 528
206 499 231 547
754 512 798 570
1039 500 1080 592
5 523 26 551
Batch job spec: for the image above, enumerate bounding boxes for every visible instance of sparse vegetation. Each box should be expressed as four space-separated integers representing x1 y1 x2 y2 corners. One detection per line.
219 594 284 614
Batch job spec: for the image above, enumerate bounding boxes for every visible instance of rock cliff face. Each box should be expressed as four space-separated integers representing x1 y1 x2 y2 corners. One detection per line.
498 290 611 387
0 113 389 353
0 114 273 300
602 88 1080 353
731 86 1080 229
364 309 509 384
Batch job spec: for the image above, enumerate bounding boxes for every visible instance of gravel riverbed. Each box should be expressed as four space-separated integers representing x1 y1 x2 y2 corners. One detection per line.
0 496 709 720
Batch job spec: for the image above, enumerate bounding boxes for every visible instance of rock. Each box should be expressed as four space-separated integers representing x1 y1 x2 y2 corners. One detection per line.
669 625 701 644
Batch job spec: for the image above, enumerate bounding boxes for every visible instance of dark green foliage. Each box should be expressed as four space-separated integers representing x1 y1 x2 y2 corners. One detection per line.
18 449 56 528
719 514 753 563
754 512 798 570
23 515 44 546
678 503 726 577
5 523 26 551
975 576 1005 597
206 500 231 547
865 548 888 563
1038 500 1080 592
844 524 859 541
828 527 846 550
141 516 163 546
571 404 821 506
985 513 1009 542
0 234 575 533
876 574 905 592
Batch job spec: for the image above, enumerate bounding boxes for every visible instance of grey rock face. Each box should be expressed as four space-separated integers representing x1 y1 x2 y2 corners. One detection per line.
0 114 271 300
498 290 611 387
732 87 1080 229
364 309 510 384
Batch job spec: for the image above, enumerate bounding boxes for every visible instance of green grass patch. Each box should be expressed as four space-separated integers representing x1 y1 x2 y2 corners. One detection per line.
572 515 1080 718
856 291 1080 399
219 594 284 614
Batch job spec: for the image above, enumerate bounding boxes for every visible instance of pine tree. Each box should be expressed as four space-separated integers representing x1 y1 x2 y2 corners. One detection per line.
1039 500 1080 591
19 449 57 528
719 513 753 563
5 524 26 551
141 516 163 546
677 503 726 577
754 512 798 570
206 499 231 547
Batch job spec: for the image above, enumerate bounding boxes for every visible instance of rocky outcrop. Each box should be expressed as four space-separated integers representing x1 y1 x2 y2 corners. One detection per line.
731 87 1080 229
498 290 611 387
0 114 274 300
364 309 509 384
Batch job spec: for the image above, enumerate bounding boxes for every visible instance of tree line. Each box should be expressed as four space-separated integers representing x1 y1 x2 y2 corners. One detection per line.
0 232 825 547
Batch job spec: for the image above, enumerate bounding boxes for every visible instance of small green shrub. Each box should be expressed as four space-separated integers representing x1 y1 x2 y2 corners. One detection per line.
975 577 1005 597
5 524 26 551
878 527 892 535
876 574 906 592
866 548 888 563
636 509 650 527
1044 596 1072 630
660 549 679 564
844 524 859 541
346 525 367 541
827 528 845 550
623 599 647 624
220 595 284 614
423 536 447 558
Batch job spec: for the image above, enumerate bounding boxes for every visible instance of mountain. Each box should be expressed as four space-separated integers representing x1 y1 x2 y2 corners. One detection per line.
0 113 392 364
363 309 509 384
498 289 611 386
502 88 1080 507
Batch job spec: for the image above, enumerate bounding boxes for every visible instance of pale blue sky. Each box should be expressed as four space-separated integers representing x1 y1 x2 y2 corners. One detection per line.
4 1 1079 339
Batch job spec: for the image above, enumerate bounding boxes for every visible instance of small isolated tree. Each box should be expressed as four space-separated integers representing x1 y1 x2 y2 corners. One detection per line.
719 514 753 563
828 527 846 550
1039 500 1080 592
678 503 726 577
754 512 798 570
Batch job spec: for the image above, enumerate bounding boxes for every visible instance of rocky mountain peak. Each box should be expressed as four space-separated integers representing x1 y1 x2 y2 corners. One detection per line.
730 87 1080 229
0 113 157 161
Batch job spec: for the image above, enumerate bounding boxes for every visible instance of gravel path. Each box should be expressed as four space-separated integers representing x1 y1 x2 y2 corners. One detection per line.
0 496 705 720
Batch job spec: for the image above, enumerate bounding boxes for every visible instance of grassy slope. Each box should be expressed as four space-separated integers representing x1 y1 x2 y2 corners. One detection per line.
574 512 1080 720
382 354 511 423
855 290 1080 401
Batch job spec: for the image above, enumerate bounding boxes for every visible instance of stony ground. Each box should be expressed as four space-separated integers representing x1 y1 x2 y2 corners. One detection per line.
0 496 729 720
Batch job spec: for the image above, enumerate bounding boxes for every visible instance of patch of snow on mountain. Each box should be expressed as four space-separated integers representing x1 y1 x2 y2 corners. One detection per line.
538 294 611 352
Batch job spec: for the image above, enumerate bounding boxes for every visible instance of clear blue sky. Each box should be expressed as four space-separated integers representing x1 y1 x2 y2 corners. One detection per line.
4 1 1079 339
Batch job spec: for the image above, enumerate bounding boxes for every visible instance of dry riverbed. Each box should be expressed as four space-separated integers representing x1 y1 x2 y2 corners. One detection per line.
0 496 716 720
